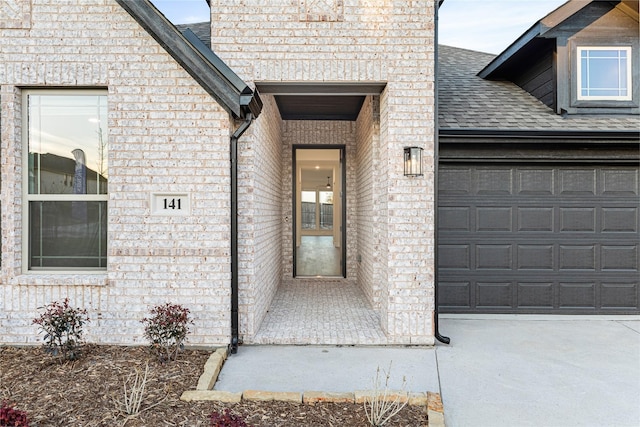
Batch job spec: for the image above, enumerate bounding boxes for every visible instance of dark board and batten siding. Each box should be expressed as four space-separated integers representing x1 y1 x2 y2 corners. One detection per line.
437 143 640 314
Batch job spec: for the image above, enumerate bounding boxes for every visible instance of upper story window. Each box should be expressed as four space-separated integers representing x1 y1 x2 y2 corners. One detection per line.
577 46 632 101
23 90 108 271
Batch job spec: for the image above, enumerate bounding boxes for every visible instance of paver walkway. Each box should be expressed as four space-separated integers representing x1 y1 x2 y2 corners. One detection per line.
251 279 387 345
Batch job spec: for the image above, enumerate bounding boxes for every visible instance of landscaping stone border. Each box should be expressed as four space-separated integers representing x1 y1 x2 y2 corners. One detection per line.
180 349 446 426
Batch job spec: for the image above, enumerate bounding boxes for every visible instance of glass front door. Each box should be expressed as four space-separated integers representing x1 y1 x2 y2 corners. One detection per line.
294 147 345 277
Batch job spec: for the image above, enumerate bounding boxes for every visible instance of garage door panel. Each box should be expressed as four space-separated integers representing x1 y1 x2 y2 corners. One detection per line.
602 169 639 195
439 245 470 269
517 169 554 195
476 282 512 308
559 245 596 270
601 282 639 309
440 169 472 195
517 283 554 308
602 207 638 232
477 168 513 194
560 208 596 232
439 282 472 308
518 207 554 231
439 207 471 231
439 163 640 314
601 246 638 271
477 207 512 231
517 245 554 269
559 282 596 308
476 244 512 269
559 169 597 195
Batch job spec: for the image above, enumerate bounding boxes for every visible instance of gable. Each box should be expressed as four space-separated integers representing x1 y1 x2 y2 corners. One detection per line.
479 0 639 116
543 1 638 39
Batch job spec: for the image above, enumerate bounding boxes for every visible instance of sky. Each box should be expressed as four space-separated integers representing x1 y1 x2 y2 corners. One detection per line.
150 0 568 55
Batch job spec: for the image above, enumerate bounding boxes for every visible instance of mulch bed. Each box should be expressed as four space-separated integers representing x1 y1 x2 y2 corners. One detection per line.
1 345 429 426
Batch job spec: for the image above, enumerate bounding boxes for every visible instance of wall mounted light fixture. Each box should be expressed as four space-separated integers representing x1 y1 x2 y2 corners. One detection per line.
404 147 423 177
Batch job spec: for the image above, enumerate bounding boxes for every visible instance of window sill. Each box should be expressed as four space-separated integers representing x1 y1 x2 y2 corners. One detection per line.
8 274 108 287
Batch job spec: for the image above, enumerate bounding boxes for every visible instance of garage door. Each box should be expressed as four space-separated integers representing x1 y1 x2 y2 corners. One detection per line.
438 164 640 314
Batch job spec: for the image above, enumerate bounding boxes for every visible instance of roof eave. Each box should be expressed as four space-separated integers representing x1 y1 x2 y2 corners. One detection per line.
477 23 542 78
478 0 601 79
115 0 261 119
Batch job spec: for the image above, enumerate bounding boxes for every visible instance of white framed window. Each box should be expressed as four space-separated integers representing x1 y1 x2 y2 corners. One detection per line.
577 46 632 101
23 90 108 271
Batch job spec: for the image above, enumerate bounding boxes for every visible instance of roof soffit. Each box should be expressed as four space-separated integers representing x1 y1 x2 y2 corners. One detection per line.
618 0 640 19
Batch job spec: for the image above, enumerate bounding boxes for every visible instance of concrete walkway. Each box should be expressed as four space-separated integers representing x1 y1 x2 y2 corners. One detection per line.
214 345 440 393
212 316 640 426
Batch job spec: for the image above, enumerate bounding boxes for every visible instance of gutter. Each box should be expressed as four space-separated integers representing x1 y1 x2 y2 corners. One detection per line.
434 0 450 345
439 129 640 140
230 113 253 354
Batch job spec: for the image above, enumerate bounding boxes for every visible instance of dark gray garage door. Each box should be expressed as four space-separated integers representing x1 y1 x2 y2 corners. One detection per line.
438 164 639 314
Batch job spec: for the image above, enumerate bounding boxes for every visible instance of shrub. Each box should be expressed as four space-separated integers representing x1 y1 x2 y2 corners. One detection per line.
141 303 193 362
363 362 408 427
0 401 30 427
32 298 90 361
209 409 249 427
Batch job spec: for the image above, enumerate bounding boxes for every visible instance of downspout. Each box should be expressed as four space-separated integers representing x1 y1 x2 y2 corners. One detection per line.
230 112 253 354
434 0 451 345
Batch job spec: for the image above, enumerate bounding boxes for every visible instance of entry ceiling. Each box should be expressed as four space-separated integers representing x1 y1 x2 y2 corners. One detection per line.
275 95 365 120
255 83 386 121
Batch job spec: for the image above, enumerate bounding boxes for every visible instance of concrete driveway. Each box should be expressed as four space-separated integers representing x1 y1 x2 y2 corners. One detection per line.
437 316 640 427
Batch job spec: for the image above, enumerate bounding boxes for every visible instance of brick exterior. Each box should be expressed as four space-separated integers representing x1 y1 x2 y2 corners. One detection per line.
1 0 437 346
0 0 232 346
355 96 381 309
210 0 437 344
237 95 283 341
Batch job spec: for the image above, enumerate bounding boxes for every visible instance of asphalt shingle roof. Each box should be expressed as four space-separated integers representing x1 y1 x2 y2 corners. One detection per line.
438 45 640 132
176 22 211 48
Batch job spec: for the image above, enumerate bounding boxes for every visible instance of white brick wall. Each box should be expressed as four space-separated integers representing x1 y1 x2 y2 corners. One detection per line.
1 0 437 346
209 0 437 343
0 0 233 346
355 95 381 309
237 95 283 341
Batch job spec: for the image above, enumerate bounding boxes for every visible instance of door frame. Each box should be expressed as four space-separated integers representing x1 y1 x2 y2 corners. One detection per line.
292 145 347 278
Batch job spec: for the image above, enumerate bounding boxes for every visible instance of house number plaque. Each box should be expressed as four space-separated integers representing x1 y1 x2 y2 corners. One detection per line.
151 193 190 216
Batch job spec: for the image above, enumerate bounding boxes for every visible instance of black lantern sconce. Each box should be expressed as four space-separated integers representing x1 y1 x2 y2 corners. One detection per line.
404 147 423 177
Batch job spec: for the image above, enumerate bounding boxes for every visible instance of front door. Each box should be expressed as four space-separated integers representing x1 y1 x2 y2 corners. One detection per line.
293 147 345 277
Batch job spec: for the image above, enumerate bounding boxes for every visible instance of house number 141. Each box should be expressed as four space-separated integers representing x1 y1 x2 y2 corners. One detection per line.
163 198 181 210
151 193 189 216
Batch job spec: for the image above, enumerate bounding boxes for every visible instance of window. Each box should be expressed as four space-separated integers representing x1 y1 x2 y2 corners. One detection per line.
577 47 632 101
24 91 108 270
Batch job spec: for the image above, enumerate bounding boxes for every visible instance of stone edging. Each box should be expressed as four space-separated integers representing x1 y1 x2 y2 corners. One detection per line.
180 349 446 427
